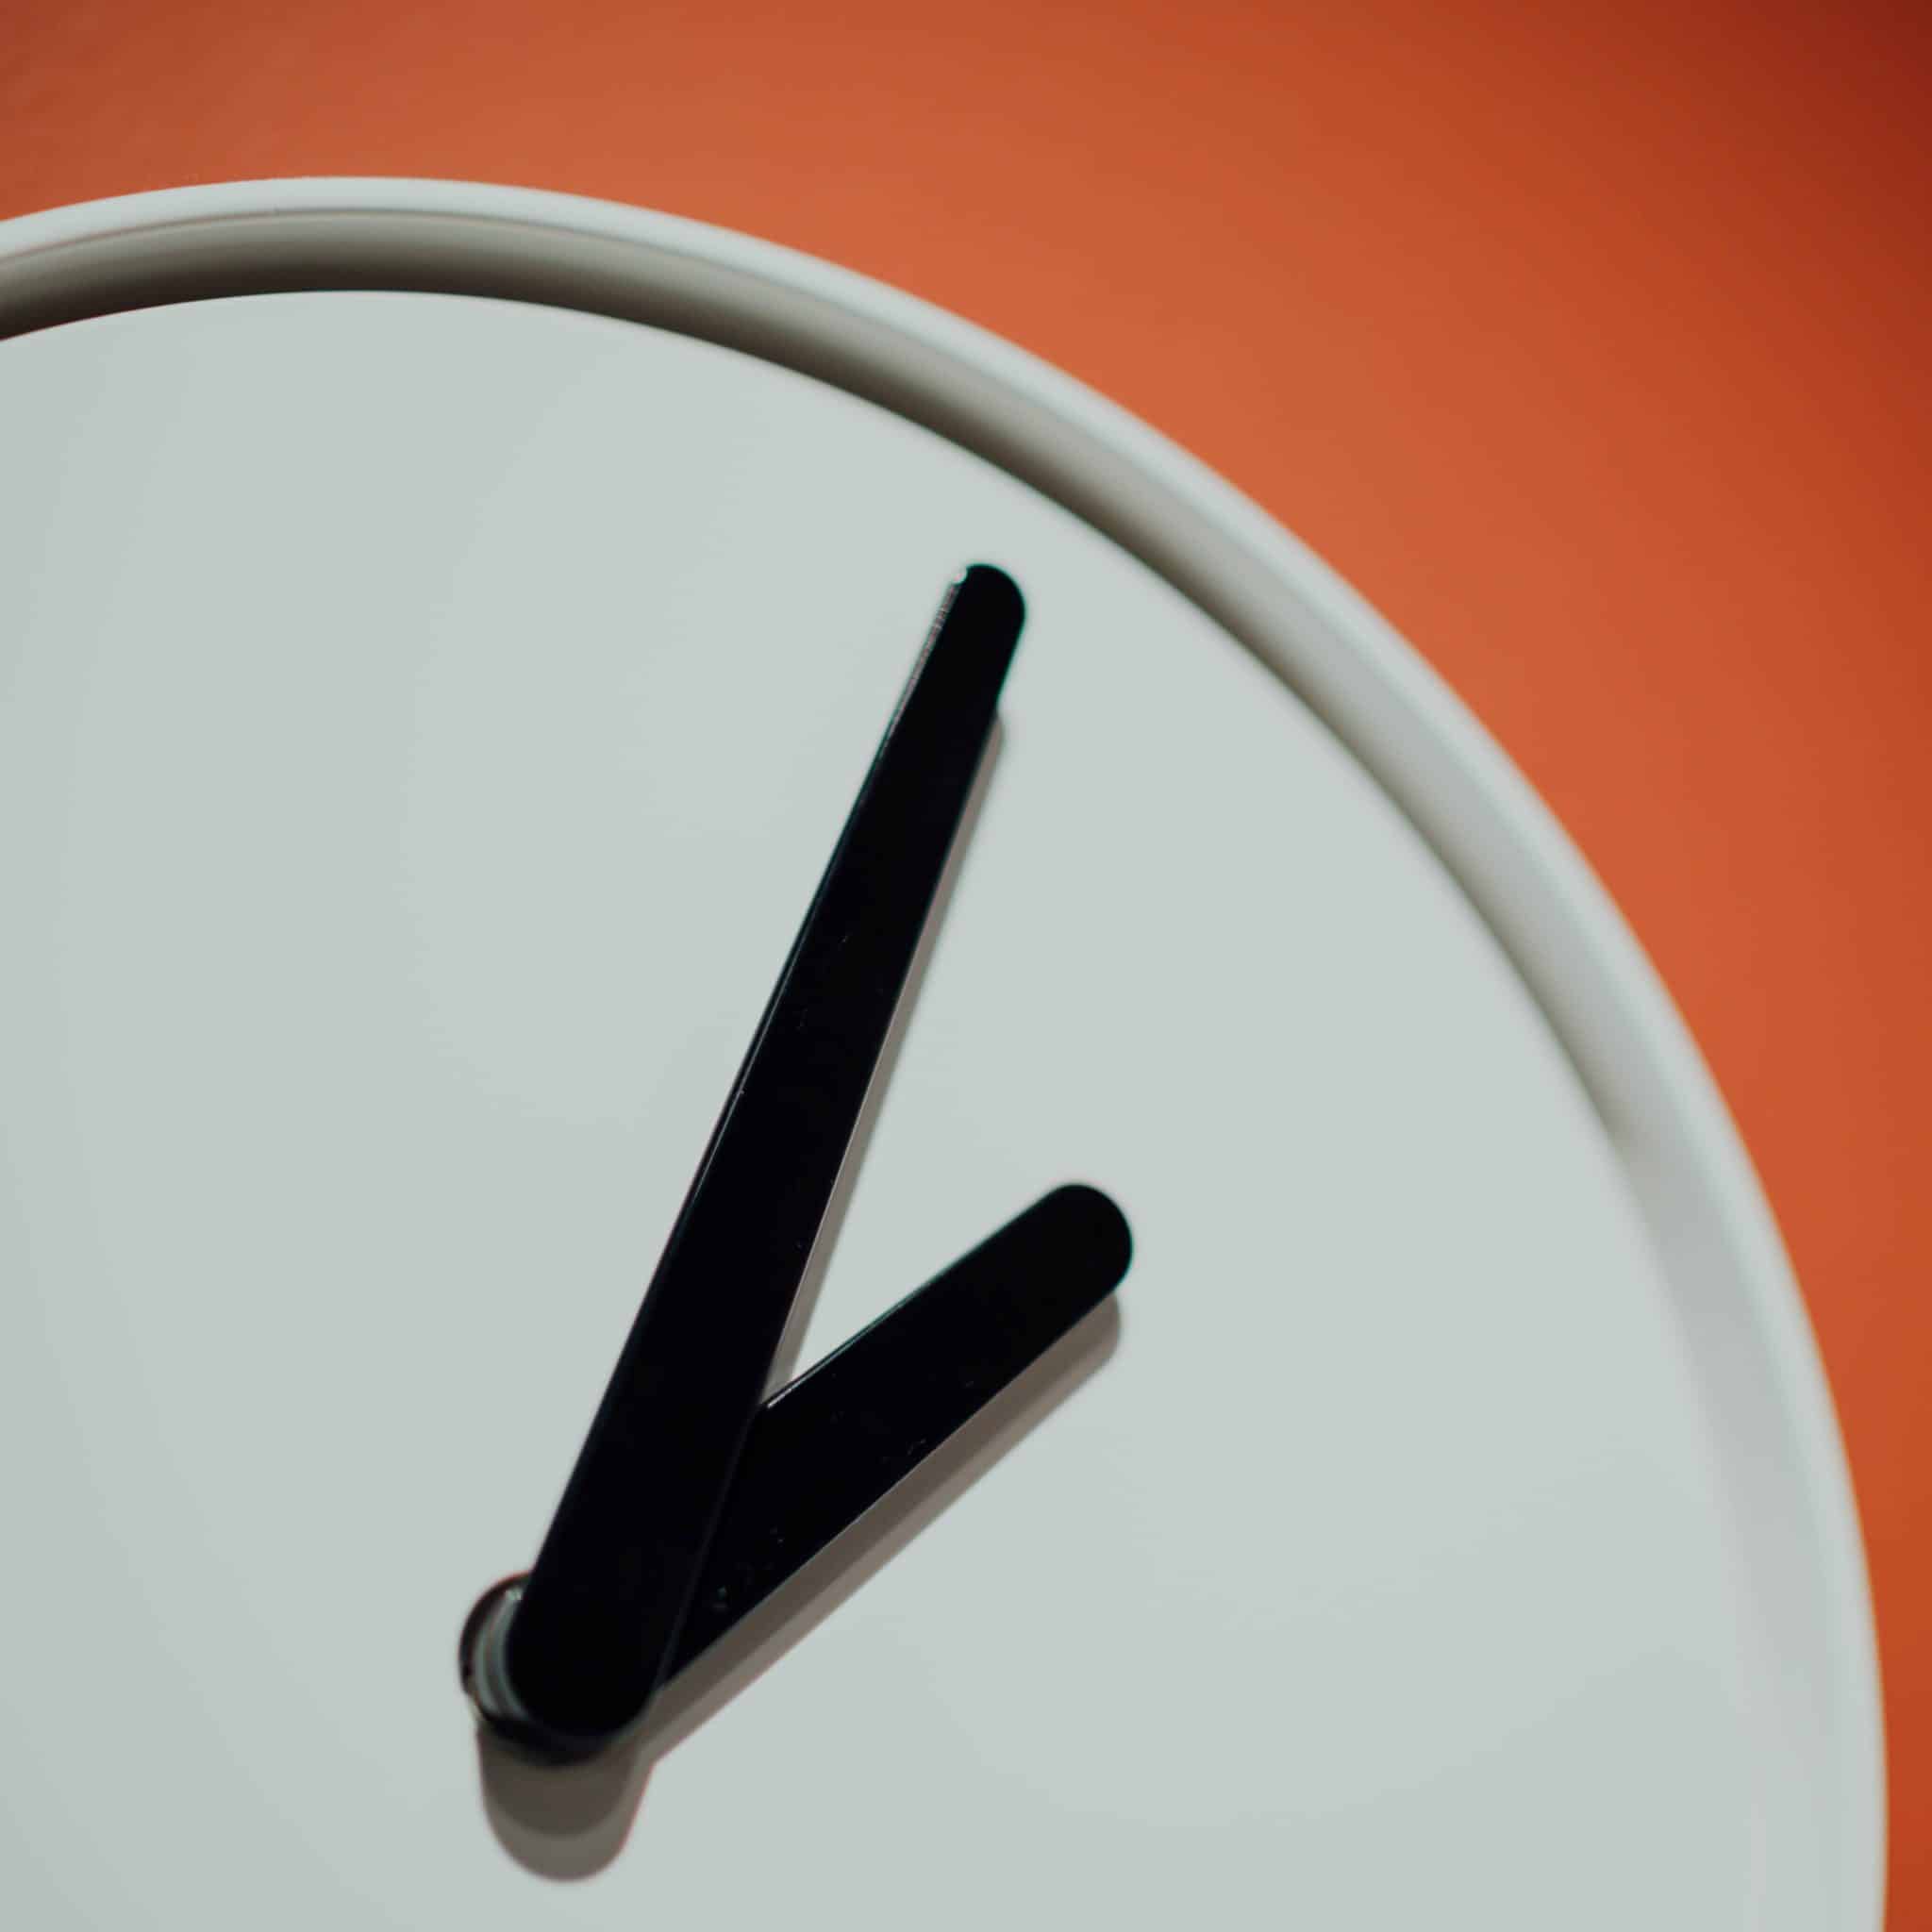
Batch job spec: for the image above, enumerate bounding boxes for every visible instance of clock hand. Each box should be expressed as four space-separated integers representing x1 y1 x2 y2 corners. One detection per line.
670 1182 1129 1674
472 564 1025 1756
462 1183 1130 1753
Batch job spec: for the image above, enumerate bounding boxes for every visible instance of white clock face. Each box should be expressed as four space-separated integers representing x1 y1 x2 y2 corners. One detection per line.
0 193 1876 1929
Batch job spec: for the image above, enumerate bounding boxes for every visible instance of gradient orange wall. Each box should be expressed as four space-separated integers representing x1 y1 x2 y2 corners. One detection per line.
6 0 1926 1916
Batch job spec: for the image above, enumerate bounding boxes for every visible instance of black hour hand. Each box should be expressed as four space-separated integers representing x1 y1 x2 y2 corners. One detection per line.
672 1181 1127 1672
462 1182 1130 1753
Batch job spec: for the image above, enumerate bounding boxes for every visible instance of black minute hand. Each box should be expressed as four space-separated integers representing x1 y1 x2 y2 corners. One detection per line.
480 564 1025 1755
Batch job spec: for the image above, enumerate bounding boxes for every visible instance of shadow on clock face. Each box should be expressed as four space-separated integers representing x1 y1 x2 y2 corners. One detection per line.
470 1293 1120 1878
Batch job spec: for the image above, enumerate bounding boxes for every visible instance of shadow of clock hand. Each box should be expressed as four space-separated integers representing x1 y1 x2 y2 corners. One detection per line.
472 1291 1119 1879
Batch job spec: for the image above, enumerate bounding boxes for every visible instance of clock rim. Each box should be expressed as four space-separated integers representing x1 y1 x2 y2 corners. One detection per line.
0 176 1883 1924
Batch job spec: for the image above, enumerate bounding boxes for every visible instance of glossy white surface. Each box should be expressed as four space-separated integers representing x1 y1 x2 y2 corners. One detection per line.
0 210 1873 1927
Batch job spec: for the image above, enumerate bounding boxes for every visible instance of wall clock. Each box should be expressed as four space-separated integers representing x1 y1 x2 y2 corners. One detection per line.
0 181 1881 1927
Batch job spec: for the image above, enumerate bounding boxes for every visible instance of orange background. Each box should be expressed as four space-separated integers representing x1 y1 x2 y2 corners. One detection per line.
5 0 1925 1915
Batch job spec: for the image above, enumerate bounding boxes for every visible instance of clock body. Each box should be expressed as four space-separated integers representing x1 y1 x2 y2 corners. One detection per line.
0 183 1881 1928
